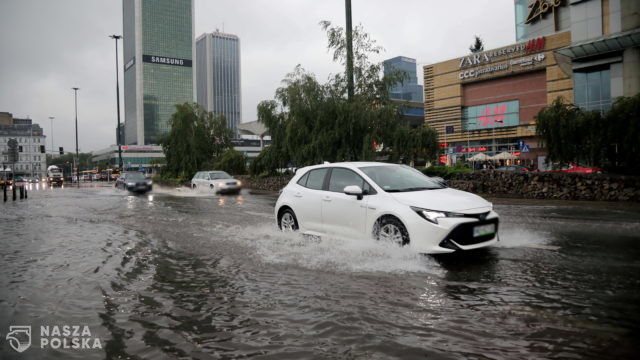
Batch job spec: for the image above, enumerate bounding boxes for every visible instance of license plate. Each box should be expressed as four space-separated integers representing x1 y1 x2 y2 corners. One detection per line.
473 223 495 237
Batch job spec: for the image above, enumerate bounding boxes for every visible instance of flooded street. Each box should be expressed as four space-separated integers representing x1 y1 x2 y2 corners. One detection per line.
1 184 639 359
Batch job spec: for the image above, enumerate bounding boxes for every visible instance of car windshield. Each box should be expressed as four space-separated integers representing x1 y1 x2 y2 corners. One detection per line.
359 165 444 192
125 172 146 180
209 171 231 179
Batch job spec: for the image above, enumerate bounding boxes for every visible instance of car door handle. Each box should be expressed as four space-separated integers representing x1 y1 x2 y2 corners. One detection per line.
360 205 376 210
322 196 332 202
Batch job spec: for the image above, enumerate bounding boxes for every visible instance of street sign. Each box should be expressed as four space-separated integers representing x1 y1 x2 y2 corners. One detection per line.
521 145 530 153
517 140 525 149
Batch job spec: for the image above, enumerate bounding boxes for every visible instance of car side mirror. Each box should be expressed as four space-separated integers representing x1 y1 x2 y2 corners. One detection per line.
344 185 363 200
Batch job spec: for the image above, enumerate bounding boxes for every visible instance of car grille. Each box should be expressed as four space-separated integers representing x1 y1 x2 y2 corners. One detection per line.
226 182 237 185
440 218 499 248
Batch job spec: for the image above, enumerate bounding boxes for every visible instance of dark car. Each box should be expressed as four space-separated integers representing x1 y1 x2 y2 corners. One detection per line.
115 172 152 194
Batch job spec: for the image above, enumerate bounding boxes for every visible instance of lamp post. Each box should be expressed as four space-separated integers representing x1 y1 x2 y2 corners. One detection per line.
109 34 124 171
48 116 54 156
345 0 354 100
72 87 80 188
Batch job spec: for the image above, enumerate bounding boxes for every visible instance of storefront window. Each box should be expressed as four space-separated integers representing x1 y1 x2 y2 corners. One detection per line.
574 67 611 113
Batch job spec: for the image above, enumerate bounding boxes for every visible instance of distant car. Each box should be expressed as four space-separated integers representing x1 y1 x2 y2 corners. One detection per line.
115 172 153 194
495 165 529 172
275 162 499 254
538 163 603 174
190 170 241 194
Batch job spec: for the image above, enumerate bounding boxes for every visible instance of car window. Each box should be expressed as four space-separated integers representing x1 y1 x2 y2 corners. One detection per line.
305 168 328 190
297 172 309 187
328 168 364 192
359 165 444 192
209 171 231 180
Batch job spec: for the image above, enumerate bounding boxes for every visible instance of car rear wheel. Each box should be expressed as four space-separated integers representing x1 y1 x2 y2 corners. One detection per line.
192 184 196 189
375 217 409 246
210 184 214 189
279 209 299 232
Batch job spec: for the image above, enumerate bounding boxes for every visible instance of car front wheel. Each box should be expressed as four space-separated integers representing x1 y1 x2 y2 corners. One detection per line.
279 209 299 232
375 217 409 246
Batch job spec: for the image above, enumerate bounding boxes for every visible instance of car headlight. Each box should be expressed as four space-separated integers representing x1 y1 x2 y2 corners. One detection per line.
147 180 152 185
218 182 225 187
411 206 463 224
237 181 242 186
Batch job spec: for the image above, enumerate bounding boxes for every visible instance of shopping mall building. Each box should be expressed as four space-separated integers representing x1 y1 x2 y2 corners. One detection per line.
424 0 639 169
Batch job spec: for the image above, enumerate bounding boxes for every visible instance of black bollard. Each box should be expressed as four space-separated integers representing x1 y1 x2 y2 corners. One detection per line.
13 184 16 201
19 186 24 199
3 183 6 202
24 185 27 199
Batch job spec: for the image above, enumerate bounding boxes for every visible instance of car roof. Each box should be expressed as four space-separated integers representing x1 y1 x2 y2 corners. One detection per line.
299 161 396 172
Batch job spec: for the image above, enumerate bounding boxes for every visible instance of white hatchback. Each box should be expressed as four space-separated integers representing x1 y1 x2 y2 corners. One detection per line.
191 170 241 194
275 162 499 254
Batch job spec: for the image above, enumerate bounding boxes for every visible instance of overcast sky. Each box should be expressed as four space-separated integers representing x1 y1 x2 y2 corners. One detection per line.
0 0 515 153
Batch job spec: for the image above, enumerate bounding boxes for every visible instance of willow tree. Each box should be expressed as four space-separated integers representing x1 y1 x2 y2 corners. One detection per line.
160 102 232 178
253 21 438 174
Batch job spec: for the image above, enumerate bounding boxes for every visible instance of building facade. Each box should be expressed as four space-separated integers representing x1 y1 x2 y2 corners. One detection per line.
423 0 639 168
384 56 424 102
92 144 165 171
0 112 47 179
196 32 242 138
123 0 195 145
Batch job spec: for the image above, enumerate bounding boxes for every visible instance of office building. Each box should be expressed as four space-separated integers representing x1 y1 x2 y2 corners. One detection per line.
196 31 242 137
0 112 47 179
383 56 424 102
123 0 195 145
423 0 639 168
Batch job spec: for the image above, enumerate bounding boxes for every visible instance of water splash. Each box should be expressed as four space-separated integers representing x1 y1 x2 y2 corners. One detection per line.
232 224 442 275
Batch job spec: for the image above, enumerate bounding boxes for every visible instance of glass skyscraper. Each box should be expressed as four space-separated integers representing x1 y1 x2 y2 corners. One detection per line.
195 32 241 138
123 0 195 145
383 56 424 102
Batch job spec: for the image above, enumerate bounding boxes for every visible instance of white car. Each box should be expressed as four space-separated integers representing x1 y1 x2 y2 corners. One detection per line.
191 170 241 194
275 162 499 254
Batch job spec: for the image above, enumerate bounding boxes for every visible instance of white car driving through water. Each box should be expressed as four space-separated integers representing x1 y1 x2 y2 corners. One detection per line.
190 170 241 194
275 162 499 254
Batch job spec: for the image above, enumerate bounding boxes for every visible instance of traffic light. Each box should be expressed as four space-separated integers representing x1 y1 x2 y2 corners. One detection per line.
59 147 64 155
40 145 46 153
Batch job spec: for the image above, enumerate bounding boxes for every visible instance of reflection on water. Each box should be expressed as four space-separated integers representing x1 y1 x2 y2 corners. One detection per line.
1 185 639 359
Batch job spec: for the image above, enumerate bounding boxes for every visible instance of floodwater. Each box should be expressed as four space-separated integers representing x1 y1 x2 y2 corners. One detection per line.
1 183 639 359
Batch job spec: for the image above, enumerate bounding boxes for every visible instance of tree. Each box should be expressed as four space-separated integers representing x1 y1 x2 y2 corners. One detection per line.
215 149 247 175
469 36 484 53
535 94 640 174
252 21 438 175
160 102 232 178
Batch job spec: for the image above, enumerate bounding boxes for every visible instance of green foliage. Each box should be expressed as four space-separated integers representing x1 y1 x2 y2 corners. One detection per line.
536 95 640 174
214 149 247 175
469 35 484 53
254 21 438 172
421 162 471 179
249 145 287 176
46 152 93 170
160 102 233 179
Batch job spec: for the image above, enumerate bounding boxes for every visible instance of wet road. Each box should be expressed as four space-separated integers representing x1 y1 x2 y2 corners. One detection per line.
1 183 639 359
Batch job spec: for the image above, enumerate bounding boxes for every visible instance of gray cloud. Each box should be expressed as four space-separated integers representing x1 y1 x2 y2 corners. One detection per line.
0 0 515 153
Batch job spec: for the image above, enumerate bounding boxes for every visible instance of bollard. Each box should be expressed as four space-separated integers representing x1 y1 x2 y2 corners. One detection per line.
13 184 16 201
3 183 6 202
24 185 27 199
19 186 24 199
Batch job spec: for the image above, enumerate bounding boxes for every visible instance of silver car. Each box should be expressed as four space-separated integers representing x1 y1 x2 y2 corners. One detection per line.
191 170 241 194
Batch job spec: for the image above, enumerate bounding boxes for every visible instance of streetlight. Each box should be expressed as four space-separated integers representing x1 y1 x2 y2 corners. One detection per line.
109 34 124 171
72 87 80 188
48 116 55 156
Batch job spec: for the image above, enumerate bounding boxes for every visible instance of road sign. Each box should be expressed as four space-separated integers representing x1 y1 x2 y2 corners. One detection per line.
517 140 525 149
521 145 530 153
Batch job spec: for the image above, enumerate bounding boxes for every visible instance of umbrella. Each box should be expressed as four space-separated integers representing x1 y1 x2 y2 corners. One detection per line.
491 151 517 160
468 153 490 161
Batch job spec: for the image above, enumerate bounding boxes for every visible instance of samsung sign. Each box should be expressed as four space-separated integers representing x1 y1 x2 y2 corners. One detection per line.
142 55 192 67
